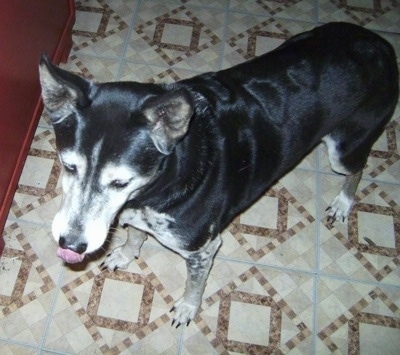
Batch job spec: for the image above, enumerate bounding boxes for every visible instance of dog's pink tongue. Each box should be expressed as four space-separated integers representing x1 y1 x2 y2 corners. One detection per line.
56 247 85 264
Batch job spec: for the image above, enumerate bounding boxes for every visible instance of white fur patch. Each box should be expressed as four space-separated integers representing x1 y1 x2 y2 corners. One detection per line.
322 134 350 175
327 190 354 221
119 207 185 255
100 163 137 187
59 150 87 176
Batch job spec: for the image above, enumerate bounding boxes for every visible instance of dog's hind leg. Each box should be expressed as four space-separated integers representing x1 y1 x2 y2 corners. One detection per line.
171 235 222 327
101 227 148 270
323 130 371 224
326 170 362 224
323 100 395 224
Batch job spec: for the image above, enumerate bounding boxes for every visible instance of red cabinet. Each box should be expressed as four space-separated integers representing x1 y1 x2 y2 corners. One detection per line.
0 0 75 254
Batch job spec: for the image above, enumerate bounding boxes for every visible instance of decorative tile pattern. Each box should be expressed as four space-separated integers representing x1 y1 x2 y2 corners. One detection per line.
219 169 317 271
318 0 400 32
72 0 134 58
44 248 182 353
316 278 400 354
9 128 62 226
320 178 400 285
119 62 196 84
126 3 224 70
223 15 315 67
229 0 317 22
1 0 400 353
0 223 58 344
183 263 314 353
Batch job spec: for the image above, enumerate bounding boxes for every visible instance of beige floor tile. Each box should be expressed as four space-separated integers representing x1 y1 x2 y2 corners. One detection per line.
223 15 315 68
0 223 59 346
233 0 317 21
318 0 400 33
183 264 314 353
9 128 61 226
316 277 400 354
45 249 183 354
119 62 196 83
125 1 224 71
320 176 400 285
71 0 136 58
219 169 318 271
59 55 121 82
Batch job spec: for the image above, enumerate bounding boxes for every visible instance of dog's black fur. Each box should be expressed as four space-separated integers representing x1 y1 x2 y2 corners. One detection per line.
40 22 399 326
127 22 398 249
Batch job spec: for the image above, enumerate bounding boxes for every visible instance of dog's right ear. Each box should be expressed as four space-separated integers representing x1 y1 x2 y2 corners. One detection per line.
39 54 92 123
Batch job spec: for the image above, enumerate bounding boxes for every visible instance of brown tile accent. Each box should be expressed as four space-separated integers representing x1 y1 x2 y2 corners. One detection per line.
11 130 62 219
60 258 175 353
86 270 155 332
368 121 400 179
324 182 400 281
217 291 282 353
328 0 400 26
145 68 183 84
318 287 400 353
0 223 55 316
197 266 311 353
73 0 129 52
228 18 291 60
255 0 304 16
134 5 220 66
229 187 315 261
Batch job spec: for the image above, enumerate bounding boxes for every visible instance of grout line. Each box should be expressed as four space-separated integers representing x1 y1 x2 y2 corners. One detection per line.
117 58 207 76
317 169 400 188
315 0 320 24
312 145 324 355
312 273 319 355
69 51 124 62
215 254 318 276
214 253 400 290
115 0 141 80
39 267 66 352
318 272 400 290
216 1 231 71
113 230 400 291
177 326 185 355
40 348 71 355
0 337 40 350
227 8 317 26
6 218 52 229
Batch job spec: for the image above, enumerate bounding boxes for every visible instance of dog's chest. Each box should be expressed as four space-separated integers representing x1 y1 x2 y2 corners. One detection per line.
119 206 185 254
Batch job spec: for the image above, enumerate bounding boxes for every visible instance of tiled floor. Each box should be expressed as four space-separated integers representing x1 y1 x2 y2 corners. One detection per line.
1 0 400 354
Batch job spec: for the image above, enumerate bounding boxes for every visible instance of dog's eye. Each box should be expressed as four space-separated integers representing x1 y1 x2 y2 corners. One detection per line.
63 163 77 174
110 180 130 189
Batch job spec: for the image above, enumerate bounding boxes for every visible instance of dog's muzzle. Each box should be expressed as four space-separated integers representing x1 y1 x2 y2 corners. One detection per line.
56 236 87 264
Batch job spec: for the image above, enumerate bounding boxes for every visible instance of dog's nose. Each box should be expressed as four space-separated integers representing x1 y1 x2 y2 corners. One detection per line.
59 236 88 254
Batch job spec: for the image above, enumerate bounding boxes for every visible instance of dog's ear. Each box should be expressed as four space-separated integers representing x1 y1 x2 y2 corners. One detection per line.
39 54 92 123
142 89 194 155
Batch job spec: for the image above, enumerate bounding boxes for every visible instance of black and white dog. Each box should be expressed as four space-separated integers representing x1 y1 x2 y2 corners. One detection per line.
39 22 398 327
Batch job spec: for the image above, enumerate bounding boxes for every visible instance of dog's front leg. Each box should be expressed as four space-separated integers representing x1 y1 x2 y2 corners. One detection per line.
101 226 148 271
171 235 222 327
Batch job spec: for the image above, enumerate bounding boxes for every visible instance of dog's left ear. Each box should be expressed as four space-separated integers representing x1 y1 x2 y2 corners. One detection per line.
39 54 92 123
143 89 194 155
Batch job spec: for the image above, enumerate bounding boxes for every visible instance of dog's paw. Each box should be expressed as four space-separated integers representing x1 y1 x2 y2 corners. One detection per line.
170 297 200 328
100 247 136 271
326 192 353 224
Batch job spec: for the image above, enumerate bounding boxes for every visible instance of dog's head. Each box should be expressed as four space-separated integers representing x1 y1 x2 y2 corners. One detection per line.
39 55 194 262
